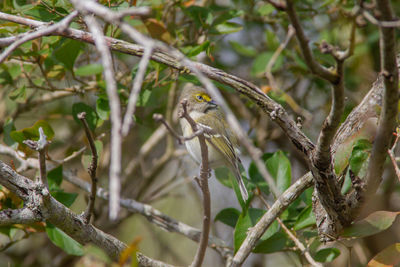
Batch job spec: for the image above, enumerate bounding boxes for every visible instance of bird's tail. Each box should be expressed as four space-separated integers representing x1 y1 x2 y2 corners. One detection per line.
232 166 249 202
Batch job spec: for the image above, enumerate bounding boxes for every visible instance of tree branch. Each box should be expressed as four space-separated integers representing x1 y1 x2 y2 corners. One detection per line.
178 100 211 267
364 0 399 195
77 112 98 224
0 160 126 261
71 4 123 220
0 11 78 64
0 11 315 160
0 208 42 226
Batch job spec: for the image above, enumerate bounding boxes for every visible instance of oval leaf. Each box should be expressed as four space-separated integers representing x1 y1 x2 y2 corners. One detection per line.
215 208 241 228
368 243 400 267
46 223 84 256
342 211 400 238
314 247 340 262
293 204 316 230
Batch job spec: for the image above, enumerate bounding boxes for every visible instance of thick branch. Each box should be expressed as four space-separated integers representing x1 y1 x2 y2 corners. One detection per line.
232 172 314 266
0 11 314 159
365 0 399 194
0 160 126 260
0 208 41 226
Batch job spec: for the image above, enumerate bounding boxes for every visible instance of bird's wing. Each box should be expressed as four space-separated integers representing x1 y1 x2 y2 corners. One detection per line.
195 113 239 166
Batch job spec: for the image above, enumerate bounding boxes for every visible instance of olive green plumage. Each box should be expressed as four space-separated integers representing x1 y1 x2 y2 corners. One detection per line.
179 84 249 201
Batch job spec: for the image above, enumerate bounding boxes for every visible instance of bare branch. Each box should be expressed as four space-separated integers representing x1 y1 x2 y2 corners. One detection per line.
71 4 123 220
232 172 314 266
23 127 49 188
122 46 153 136
0 11 315 159
61 169 233 260
77 112 98 224
257 194 322 267
0 208 42 226
0 11 78 64
178 100 211 267
0 160 126 260
137 252 176 267
153 113 204 144
365 0 399 195
285 0 339 83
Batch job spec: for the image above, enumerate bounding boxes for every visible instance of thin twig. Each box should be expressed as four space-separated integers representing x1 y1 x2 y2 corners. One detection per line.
73 6 123 220
153 113 204 144
23 127 49 188
78 112 98 224
178 100 211 267
121 46 153 136
0 11 78 64
257 194 322 267
232 172 314 266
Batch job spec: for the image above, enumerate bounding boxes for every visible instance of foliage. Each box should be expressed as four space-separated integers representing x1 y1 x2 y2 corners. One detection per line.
0 0 399 266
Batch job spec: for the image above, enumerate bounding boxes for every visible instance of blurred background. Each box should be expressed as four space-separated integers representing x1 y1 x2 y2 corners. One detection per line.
0 0 400 266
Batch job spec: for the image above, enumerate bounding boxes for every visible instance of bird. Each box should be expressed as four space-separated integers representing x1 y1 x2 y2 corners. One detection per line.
178 83 249 201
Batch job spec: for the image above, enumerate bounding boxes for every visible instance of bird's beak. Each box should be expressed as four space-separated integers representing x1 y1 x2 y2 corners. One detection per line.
208 100 218 107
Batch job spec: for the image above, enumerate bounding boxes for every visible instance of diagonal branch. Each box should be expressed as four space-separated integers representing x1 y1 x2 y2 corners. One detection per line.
0 11 78 64
0 160 126 261
0 11 315 160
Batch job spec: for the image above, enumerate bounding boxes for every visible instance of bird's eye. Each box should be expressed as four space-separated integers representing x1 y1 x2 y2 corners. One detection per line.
196 95 204 101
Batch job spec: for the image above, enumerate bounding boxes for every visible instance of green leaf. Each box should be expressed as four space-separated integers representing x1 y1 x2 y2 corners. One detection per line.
251 52 283 77
24 5 61 22
183 6 212 28
293 204 316 230
46 223 84 256
136 89 152 107
10 120 55 144
248 160 270 196
215 167 233 188
3 119 17 147
257 4 275 16
72 102 99 131
234 208 266 251
185 41 211 57
212 9 243 26
52 39 84 71
215 208 241 228
314 247 340 262
9 85 26 103
342 211 400 238
265 151 291 194
212 22 243 34
96 97 110 120
48 165 63 190
229 41 257 57
51 191 78 207
253 232 287 254
349 139 371 177
75 64 103 76
367 243 400 267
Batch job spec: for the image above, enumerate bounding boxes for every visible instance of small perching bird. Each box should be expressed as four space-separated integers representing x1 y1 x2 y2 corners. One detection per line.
179 83 249 201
